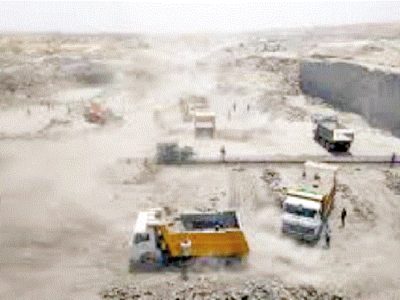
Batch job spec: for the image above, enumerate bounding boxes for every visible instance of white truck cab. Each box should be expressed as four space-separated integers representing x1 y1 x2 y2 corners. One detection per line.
129 210 164 270
281 195 323 241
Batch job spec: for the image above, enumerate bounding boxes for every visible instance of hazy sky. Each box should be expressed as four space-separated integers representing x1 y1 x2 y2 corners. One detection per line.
1 1 400 33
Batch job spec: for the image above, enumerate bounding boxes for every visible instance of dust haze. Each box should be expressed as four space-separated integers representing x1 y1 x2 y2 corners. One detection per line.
0 21 400 299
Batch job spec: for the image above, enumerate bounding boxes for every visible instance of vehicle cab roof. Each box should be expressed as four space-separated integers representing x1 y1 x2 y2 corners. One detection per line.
134 209 164 233
284 196 322 211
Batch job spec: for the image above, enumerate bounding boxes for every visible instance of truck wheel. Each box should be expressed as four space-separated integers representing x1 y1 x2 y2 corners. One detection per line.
139 252 156 265
313 131 318 141
325 141 331 151
224 257 243 267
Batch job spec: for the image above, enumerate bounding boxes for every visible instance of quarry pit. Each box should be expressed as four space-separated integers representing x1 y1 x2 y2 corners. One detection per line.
0 23 400 300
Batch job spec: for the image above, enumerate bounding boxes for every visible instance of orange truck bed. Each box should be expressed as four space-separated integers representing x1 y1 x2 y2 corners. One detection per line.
158 211 249 258
160 225 249 257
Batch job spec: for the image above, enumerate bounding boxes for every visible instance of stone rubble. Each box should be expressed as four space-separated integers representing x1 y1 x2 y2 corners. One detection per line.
384 170 400 195
100 278 348 300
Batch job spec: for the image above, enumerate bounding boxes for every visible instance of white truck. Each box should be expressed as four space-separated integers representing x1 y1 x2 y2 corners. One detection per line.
194 111 216 138
180 96 208 122
281 161 338 242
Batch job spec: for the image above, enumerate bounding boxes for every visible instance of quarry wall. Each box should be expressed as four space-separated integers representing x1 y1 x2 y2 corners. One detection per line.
300 59 400 137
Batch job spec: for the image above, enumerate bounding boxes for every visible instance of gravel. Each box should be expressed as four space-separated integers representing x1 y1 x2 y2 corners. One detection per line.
260 169 286 206
384 170 400 195
100 277 348 300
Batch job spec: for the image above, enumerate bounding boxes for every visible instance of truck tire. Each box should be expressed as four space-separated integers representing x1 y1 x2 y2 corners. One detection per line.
139 252 156 265
313 131 319 141
224 257 245 268
325 141 331 151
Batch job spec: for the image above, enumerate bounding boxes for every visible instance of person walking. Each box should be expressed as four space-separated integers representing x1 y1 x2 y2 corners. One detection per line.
220 145 226 162
325 223 331 249
391 152 396 168
180 239 191 281
341 208 347 228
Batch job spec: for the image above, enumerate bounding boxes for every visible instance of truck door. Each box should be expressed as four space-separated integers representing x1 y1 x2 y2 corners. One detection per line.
132 230 157 263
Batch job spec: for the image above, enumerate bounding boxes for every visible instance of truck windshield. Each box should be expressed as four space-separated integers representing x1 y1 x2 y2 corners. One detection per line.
285 204 317 218
134 233 149 244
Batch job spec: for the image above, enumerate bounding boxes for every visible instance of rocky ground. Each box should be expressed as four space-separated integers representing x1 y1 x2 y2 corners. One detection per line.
1 23 400 300
100 276 347 300
384 169 400 195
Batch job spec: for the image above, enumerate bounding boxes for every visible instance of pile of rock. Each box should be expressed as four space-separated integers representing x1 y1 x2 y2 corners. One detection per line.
261 169 286 206
336 183 352 199
384 170 400 195
100 284 153 299
234 55 300 96
336 183 376 224
261 169 281 187
122 159 158 185
284 105 308 122
100 278 347 300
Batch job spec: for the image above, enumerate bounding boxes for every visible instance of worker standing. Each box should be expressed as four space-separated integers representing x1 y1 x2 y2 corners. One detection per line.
233 102 236 112
341 208 347 228
220 145 226 162
180 239 191 281
391 152 396 168
325 223 331 249
247 104 250 112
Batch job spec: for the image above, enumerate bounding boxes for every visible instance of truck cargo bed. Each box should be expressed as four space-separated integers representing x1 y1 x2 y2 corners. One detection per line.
160 211 249 258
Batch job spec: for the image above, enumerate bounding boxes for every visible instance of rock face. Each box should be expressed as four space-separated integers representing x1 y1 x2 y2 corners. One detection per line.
300 59 400 137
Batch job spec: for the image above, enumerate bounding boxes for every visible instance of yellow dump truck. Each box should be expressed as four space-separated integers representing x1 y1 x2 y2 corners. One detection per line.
129 208 249 270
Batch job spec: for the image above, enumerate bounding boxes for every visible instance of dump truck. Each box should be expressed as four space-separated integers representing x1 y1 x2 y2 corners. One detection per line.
281 161 338 242
180 96 208 122
194 111 216 138
83 102 121 125
84 102 109 124
312 115 354 152
129 208 249 270
156 142 194 164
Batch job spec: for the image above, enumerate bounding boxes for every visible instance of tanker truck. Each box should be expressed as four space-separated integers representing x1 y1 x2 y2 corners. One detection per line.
281 161 338 242
129 208 249 271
